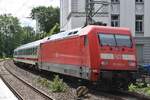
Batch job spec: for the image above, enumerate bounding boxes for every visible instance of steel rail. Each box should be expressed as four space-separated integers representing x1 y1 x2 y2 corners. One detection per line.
0 60 23 100
118 90 150 100
0 74 24 100
3 60 54 100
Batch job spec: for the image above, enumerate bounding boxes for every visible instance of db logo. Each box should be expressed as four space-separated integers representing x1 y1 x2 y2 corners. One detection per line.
114 54 122 59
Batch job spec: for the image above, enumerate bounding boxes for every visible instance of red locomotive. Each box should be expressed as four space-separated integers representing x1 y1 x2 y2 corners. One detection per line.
14 25 137 89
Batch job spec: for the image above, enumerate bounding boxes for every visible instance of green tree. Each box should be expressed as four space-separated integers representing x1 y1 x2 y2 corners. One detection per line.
0 14 23 57
22 26 36 44
47 23 60 36
31 6 60 33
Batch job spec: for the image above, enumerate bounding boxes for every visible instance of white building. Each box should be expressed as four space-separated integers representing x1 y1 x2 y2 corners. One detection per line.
60 0 150 64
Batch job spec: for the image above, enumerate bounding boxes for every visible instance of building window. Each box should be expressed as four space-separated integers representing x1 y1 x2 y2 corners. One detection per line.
111 0 120 3
135 0 144 3
135 15 144 32
111 15 120 27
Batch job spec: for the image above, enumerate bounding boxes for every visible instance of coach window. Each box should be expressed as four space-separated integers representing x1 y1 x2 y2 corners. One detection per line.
20 50 22 55
31 48 33 55
34 47 37 55
28 49 30 55
30 48 32 55
31 48 32 55
22 49 24 55
29 48 31 55
32 48 33 55
27 49 29 55
26 49 27 55
24 49 25 55
35 47 37 55
30 48 31 55
32 48 34 55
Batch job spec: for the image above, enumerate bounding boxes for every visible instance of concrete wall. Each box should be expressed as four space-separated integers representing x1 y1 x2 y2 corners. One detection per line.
144 0 150 37
135 37 150 64
120 0 135 36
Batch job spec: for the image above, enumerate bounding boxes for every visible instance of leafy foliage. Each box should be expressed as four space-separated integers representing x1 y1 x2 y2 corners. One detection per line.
0 6 60 58
37 77 50 87
128 83 150 96
128 83 138 92
0 14 23 57
37 75 68 92
21 26 37 44
49 75 68 92
47 23 60 36
31 6 60 33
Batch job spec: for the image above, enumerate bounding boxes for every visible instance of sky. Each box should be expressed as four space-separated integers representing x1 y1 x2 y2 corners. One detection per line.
0 0 60 29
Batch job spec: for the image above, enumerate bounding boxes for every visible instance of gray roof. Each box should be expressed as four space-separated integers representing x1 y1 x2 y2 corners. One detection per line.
14 37 48 51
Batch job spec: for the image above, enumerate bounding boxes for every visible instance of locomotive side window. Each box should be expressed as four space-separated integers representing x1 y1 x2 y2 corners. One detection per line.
84 35 88 46
99 34 116 46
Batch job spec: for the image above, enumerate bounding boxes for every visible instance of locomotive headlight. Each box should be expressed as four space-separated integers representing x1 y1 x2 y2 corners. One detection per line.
101 60 109 65
128 61 136 66
100 53 114 59
122 54 135 61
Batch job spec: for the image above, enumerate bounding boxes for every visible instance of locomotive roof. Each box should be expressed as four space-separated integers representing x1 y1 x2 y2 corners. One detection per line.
14 25 131 51
47 27 82 41
77 25 131 35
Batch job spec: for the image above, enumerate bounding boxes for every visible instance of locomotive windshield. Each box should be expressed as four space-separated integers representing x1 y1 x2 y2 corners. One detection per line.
99 33 132 47
115 35 132 47
99 34 116 46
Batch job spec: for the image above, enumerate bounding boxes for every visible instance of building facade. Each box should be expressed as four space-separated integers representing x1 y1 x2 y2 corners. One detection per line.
60 0 150 64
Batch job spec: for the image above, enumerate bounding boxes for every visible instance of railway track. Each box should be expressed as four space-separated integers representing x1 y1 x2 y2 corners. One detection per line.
0 59 23 100
0 73 24 100
89 86 150 100
2 60 150 100
0 60 53 100
118 91 150 100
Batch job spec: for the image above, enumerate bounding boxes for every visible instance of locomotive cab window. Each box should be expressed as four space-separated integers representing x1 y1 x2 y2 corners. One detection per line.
98 34 116 46
98 33 132 48
115 35 132 47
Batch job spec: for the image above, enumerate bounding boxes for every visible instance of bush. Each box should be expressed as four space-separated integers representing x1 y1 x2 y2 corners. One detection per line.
128 83 137 92
37 77 51 87
146 89 150 95
49 75 68 92
37 75 68 92
128 82 150 96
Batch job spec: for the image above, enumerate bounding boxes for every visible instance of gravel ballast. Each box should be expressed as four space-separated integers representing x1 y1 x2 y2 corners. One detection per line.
1 60 117 100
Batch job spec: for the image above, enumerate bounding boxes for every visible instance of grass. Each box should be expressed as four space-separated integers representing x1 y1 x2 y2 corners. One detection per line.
0 57 11 60
37 75 68 92
128 82 150 96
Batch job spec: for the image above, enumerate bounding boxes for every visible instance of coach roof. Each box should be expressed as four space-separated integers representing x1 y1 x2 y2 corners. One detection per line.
14 37 48 51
